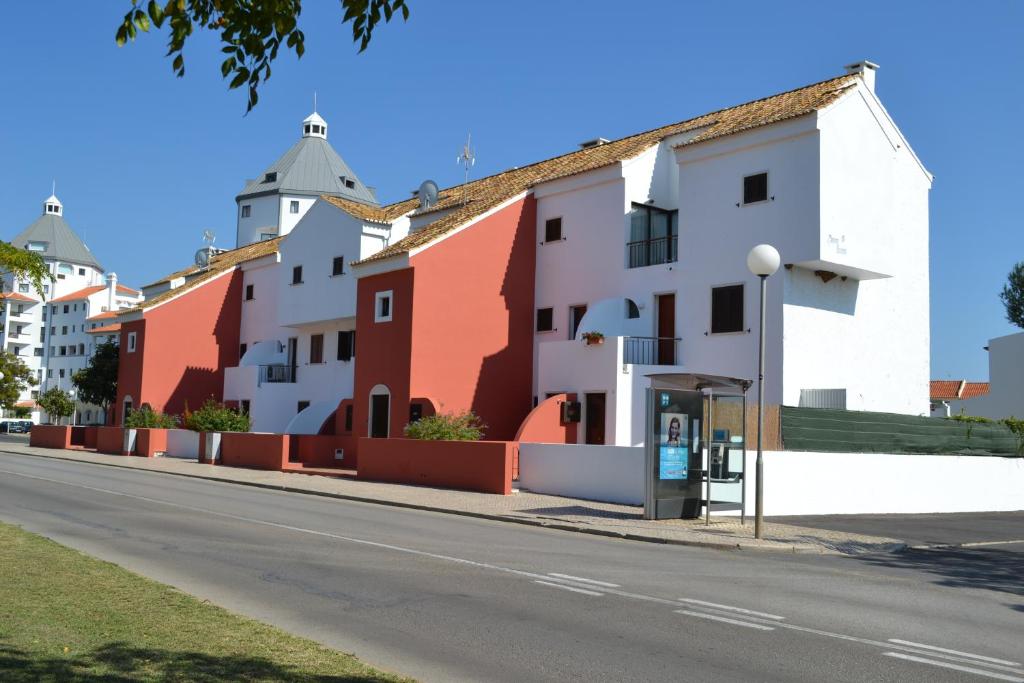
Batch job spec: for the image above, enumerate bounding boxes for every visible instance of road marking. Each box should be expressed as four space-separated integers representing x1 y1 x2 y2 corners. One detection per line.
5 465 1022 677
888 640 1020 666
959 539 1024 548
547 573 620 588
534 580 603 597
676 598 785 621
883 652 1024 682
675 610 775 631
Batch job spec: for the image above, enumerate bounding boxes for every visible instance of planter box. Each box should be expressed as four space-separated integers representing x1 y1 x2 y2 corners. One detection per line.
358 438 514 495
96 427 127 455
134 428 169 458
29 425 72 449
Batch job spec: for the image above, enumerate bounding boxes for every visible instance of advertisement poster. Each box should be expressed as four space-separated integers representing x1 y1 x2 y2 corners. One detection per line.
658 413 688 480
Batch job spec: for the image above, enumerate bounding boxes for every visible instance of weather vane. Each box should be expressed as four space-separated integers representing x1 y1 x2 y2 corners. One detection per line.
457 132 475 205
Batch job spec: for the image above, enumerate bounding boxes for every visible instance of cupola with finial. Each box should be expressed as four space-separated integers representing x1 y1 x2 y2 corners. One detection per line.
43 192 63 217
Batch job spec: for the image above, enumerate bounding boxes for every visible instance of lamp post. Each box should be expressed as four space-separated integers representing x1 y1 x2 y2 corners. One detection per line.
746 244 780 539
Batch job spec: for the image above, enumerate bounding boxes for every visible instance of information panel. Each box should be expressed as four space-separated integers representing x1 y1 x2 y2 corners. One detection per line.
644 388 704 520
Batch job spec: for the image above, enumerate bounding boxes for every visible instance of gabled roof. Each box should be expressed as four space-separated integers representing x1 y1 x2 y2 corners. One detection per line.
50 283 140 303
237 135 378 205
0 292 37 303
124 237 283 314
321 195 413 225
87 323 121 334
9 213 103 270
86 311 118 322
930 380 991 401
355 72 858 265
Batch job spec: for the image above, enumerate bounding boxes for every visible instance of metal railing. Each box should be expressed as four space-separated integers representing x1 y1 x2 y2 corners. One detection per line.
622 336 681 366
627 236 677 269
258 364 296 386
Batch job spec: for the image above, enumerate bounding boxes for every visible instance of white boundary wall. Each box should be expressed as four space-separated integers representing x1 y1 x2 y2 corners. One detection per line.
166 429 200 459
519 443 644 505
519 444 1024 515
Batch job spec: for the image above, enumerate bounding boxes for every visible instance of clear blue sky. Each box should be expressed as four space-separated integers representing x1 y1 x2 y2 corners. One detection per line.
1 1 1020 380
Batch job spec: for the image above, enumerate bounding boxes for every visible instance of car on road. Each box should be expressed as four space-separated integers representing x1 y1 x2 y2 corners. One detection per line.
0 420 28 433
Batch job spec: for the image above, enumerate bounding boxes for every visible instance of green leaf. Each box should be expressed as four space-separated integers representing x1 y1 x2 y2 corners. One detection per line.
229 68 249 89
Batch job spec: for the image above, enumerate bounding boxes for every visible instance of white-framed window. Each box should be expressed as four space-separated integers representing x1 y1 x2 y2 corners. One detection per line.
289 200 300 214
127 331 137 352
27 241 47 252
374 290 393 323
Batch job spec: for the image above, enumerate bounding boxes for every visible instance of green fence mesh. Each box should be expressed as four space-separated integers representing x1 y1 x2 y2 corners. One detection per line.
781 407 1021 456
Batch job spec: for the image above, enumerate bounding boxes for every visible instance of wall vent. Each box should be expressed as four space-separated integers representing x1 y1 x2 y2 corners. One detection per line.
799 388 847 409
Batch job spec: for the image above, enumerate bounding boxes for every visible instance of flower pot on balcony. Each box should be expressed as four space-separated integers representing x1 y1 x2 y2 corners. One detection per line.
582 332 605 346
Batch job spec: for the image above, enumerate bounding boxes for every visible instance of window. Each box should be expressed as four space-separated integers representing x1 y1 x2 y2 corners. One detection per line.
49 346 54 356
374 291 393 323
51 305 56 314
33 347 42 356
244 284 254 301
69 346 76 356
297 401 310 414
289 200 300 214
27 241 47 252
260 232 276 241
569 305 587 340
58 264 73 276
544 217 563 243
47 369 53 379
59 369 65 378
628 203 678 268
241 204 252 218
239 343 247 360
59 346 66 355
63 305 69 313
337 330 355 361
264 172 278 183
304 125 311 134
61 326 67 335
78 268 85 276
332 256 345 277
344 404 353 432
344 178 355 189
292 265 303 285
31 390 39 399
42 284 49 294
79 343 84 355
127 331 137 352
309 334 324 364
536 307 554 333
743 172 768 204
50 326 55 335
711 284 745 334
18 283 29 293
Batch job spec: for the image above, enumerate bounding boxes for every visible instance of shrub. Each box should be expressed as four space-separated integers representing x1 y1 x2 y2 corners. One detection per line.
403 410 485 441
1002 417 1024 455
124 406 179 429
183 399 250 433
37 388 74 424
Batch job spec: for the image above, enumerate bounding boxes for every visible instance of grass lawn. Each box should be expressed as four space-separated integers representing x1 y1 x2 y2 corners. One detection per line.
0 522 410 682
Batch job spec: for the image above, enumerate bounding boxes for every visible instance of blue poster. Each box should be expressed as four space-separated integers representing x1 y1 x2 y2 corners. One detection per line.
659 445 688 480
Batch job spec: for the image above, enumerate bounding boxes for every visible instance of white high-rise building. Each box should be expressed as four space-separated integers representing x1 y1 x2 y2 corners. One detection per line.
2 193 142 423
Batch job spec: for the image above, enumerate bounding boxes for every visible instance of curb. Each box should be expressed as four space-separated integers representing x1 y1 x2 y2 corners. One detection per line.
1 448 898 556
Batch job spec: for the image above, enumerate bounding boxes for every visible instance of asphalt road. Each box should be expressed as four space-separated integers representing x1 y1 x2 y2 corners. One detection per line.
771 511 1024 551
1 450 1021 682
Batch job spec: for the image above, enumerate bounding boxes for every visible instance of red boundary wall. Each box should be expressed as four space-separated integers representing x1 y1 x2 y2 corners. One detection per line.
219 432 289 470
30 425 72 449
290 434 358 469
134 428 169 458
96 427 127 455
357 438 514 495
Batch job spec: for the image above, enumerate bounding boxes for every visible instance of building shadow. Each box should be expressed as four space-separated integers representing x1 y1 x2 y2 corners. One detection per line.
0 641 388 682
853 547 1024 600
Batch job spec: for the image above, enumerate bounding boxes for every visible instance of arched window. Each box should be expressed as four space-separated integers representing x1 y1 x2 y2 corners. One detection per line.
122 396 133 425
625 298 640 319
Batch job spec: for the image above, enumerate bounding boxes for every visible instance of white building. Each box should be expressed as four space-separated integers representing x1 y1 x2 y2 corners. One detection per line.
2 194 142 422
234 110 379 248
533 61 932 445
946 332 1024 420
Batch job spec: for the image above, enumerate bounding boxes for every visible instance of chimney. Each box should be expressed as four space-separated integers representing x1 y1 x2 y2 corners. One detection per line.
844 60 879 93
106 272 117 312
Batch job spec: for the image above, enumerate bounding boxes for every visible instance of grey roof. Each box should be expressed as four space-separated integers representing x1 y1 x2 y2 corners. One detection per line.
237 135 378 205
9 213 103 271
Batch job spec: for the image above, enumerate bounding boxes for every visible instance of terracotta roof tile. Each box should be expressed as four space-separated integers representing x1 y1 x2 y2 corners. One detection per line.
354 73 858 265
87 323 121 334
86 311 118 322
930 380 990 401
123 237 283 315
321 195 415 224
960 382 990 400
0 292 37 303
50 284 140 303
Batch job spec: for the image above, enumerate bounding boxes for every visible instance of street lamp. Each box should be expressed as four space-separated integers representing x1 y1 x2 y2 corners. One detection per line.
746 244 780 540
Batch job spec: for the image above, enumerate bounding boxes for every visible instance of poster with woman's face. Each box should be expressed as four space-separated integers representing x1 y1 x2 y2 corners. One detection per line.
659 413 688 480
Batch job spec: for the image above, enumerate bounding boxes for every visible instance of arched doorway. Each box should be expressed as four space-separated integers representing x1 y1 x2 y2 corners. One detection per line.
368 385 390 438
122 396 134 426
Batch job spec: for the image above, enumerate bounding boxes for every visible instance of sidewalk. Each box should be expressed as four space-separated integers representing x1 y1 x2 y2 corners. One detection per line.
0 441 905 555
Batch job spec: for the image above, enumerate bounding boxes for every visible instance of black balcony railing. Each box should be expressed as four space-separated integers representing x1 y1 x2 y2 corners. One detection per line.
259 364 296 385
627 236 677 269
622 336 681 366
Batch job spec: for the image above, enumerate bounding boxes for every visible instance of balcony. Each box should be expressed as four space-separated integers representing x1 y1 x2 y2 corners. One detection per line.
258 364 295 385
622 336 681 366
627 236 677 269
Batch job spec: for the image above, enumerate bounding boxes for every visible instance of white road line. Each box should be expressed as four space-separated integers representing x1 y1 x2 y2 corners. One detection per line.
960 539 1024 548
547 573 620 588
883 652 1024 682
533 580 603 597
888 640 1020 666
677 598 785 621
675 610 775 631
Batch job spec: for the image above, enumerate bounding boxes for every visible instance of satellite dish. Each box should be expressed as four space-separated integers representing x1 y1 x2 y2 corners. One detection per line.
194 247 212 269
418 180 439 209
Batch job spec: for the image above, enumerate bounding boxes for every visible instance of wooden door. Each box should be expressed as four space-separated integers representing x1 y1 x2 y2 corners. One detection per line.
656 294 675 364
370 394 389 438
585 393 606 445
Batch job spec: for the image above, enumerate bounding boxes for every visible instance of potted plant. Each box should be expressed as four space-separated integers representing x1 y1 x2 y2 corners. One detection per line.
581 331 605 346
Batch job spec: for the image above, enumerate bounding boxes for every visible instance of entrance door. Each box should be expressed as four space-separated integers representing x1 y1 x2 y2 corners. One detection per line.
585 392 606 445
656 294 675 365
370 394 390 438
